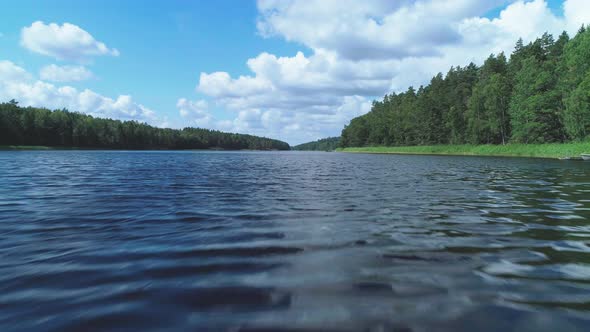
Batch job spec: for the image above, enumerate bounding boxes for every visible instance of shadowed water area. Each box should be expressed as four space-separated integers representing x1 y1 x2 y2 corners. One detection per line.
1 150 590 331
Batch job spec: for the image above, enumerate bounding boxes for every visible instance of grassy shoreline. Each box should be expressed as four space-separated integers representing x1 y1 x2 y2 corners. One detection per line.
337 143 590 159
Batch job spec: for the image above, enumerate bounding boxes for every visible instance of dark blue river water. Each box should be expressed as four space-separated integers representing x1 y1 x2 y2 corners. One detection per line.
1 151 590 331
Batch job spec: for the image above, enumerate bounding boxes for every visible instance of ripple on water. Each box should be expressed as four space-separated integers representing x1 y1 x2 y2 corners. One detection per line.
0 151 590 331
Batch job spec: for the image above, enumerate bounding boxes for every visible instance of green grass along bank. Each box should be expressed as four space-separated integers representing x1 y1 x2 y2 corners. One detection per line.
337 143 590 159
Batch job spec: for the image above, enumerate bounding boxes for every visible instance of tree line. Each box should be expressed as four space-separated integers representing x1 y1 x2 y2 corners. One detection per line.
293 137 340 151
0 101 290 150
340 27 590 148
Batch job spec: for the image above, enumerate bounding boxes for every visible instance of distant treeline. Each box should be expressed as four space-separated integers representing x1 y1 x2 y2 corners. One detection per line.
0 102 290 150
293 137 340 151
341 27 590 148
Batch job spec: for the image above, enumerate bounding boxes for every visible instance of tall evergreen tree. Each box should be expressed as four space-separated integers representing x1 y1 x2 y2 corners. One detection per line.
560 27 590 140
509 55 562 143
467 54 511 144
0 103 290 150
336 29 587 148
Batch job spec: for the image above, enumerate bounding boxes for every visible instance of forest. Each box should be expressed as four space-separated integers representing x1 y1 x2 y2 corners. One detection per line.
293 137 340 151
0 101 290 150
340 27 590 148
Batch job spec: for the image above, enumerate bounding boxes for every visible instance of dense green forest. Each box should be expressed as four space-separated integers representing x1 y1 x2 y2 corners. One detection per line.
341 27 590 148
0 101 290 150
293 137 340 151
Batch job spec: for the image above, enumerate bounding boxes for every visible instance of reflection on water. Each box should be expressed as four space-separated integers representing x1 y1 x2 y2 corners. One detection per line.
1 151 590 331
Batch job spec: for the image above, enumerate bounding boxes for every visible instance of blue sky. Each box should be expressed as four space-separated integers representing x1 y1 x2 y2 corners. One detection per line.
0 0 588 144
2 0 302 120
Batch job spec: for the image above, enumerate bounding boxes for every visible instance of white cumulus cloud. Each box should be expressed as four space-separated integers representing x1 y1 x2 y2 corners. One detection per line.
39 64 94 82
21 21 119 61
0 60 33 83
257 0 511 61
0 60 154 122
190 0 590 144
177 98 213 127
564 0 590 32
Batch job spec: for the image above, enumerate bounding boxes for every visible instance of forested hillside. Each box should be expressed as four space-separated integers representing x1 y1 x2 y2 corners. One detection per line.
0 101 290 150
341 27 590 148
293 137 340 151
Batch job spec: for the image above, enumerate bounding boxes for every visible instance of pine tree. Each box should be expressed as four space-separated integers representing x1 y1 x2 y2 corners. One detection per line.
339 29 588 148
467 54 510 144
509 56 562 143
561 27 590 140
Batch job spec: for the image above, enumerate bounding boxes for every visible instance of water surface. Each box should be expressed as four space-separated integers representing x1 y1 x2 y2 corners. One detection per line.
1 151 590 331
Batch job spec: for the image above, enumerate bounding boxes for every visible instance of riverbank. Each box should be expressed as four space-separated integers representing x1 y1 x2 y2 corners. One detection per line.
0 145 58 150
338 143 590 159
0 146 142 150
0 145 286 151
